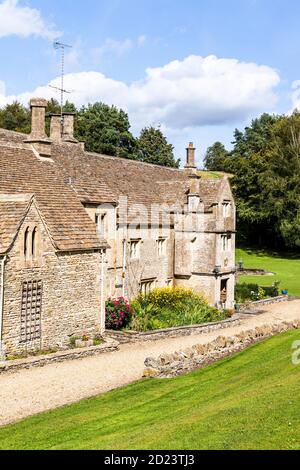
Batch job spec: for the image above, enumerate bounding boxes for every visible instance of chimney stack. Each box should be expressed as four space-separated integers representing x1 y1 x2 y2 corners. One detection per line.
185 142 197 170
24 98 52 158
62 113 77 143
50 114 62 142
50 112 78 143
29 98 48 140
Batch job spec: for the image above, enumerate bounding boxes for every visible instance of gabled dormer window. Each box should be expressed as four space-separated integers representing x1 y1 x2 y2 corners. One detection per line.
223 202 231 218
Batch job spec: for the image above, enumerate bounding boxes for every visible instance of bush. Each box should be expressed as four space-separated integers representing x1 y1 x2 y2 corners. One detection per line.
129 287 228 332
263 281 281 298
105 297 133 330
235 283 260 303
235 281 281 304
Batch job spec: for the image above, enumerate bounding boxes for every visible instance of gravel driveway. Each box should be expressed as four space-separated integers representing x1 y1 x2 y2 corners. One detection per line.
0 299 299 427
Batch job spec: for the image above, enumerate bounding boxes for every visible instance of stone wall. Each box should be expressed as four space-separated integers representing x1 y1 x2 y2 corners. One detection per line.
240 295 289 311
2 204 104 355
105 315 240 344
143 320 300 378
0 339 118 375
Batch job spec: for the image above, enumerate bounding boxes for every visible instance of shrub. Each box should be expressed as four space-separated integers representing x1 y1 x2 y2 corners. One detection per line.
235 283 260 303
105 297 133 330
235 281 281 304
129 287 228 331
263 281 281 298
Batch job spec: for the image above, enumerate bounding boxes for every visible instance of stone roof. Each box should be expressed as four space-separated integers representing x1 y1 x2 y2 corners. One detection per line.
0 196 32 254
0 127 228 249
0 140 107 252
51 143 226 222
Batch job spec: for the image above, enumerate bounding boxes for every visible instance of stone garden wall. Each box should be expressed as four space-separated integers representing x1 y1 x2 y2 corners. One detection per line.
105 315 241 344
240 295 289 312
143 320 300 378
0 339 118 375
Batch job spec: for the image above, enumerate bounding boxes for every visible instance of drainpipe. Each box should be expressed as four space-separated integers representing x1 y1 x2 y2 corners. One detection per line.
0 255 7 359
100 250 106 334
122 239 127 298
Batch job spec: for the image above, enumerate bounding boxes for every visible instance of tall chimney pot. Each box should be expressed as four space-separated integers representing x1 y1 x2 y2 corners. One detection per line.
185 142 197 170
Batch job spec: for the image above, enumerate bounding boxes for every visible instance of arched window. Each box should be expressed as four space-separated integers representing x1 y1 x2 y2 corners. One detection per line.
31 227 37 259
24 227 29 259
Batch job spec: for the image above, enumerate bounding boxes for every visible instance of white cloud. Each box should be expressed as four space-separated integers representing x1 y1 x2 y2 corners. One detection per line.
0 54 280 131
0 0 60 40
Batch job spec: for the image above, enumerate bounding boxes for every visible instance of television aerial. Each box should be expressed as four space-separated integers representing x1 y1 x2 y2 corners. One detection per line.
49 40 73 137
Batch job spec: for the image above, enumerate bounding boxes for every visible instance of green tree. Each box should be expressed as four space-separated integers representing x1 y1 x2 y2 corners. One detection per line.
137 126 179 168
204 141 230 171
220 113 300 250
0 101 30 133
75 102 137 158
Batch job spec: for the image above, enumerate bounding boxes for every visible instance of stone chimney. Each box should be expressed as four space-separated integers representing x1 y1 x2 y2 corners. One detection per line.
50 112 78 143
25 98 52 158
29 98 48 140
185 142 197 170
50 114 62 142
62 113 77 143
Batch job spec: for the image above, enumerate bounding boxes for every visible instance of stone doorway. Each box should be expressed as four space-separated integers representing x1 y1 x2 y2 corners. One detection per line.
220 279 228 307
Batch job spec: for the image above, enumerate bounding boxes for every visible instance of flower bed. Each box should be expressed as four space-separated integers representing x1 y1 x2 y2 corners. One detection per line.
105 297 133 330
105 288 230 332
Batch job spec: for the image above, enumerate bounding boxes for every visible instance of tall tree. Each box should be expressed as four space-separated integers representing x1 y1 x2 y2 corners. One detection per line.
137 126 180 168
0 101 30 133
204 141 229 171
209 113 300 250
75 102 137 158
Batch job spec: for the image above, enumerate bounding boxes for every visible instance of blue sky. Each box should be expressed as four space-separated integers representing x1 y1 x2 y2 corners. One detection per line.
0 0 300 165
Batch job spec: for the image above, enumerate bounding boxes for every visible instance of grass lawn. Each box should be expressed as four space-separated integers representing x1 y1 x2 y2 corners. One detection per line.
236 248 300 297
0 330 299 450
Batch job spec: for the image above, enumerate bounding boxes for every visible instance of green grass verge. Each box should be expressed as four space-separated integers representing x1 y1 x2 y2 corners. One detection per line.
197 170 232 179
0 330 299 450
236 248 300 297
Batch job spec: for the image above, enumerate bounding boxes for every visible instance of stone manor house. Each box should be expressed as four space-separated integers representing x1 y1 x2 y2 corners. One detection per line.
0 98 236 356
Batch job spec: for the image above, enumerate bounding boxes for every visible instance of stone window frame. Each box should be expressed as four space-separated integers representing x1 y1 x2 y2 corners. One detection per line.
221 233 232 252
95 212 107 238
157 237 167 257
21 223 41 268
222 201 231 218
129 239 141 260
141 278 156 296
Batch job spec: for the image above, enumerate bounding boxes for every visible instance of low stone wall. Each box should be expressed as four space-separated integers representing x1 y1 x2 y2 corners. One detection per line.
237 268 270 276
240 295 289 311
143 320 300 378
105 316 241 344
0 339 119 375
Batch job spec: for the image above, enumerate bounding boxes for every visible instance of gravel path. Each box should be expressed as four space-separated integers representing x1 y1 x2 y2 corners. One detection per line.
0 300 299 427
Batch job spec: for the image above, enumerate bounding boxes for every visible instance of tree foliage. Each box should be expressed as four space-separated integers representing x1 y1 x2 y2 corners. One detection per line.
204 141 230 171
137 126 180 168
75 102 137 158
0 101 30 133
207 113 300 250
0 101 177 167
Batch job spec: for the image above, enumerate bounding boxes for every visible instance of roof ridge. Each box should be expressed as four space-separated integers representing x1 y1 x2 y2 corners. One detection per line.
85 151 184 172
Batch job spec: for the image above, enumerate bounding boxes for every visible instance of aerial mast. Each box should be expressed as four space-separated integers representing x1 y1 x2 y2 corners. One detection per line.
49 40 72 137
